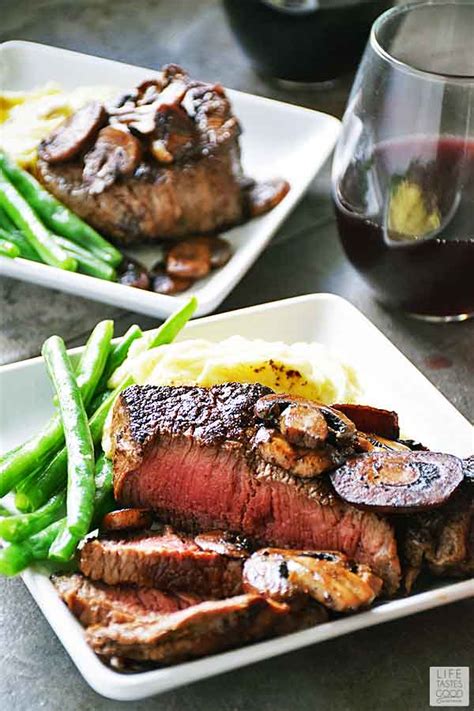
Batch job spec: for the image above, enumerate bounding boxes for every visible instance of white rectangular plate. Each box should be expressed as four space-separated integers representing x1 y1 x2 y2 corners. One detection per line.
0 294 472 700
0 41 340 318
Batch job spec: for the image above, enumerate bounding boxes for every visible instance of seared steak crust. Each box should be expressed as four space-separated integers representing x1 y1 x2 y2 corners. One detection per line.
79 527 246 597
112 384 401 593
117 382 272 447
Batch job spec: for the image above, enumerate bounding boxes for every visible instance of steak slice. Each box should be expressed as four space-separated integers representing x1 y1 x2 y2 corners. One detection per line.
400 489 474 592
52 573 200 627
86 594 327 664
79 527 247 597
111 383 401 594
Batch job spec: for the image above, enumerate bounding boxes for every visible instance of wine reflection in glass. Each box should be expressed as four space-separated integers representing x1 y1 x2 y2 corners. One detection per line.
332 1 474 321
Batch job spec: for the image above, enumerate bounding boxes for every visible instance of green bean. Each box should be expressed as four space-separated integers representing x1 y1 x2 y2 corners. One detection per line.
54 235 117 281
0 415 65 499
0 519 64 576
0 151 122 267
0 504 12 517
95 324 143 394
45 520 79 563
42 336 95 538
0 168 76 270
0 205 16 231
1 321 114 498
87 388 115 416
49 454 114 561
148 296 197 349
111 296 198 381
53 319 114 407
1 228 42 262
0 492 65 542
16 374 132 512
0 236 20 258
9 299 197 511
15 449 65 512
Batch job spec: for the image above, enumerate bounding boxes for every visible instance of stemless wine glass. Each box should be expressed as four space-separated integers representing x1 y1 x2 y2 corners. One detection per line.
332 1 474 320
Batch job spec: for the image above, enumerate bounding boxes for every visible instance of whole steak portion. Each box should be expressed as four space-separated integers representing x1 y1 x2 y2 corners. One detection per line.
35 65 262 243
36 148 246 244
111 383 402 594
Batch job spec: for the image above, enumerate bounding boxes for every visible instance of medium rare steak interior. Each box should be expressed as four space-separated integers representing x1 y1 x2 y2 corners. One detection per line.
111 383 402 593
53 573 201 627
36 65 289 244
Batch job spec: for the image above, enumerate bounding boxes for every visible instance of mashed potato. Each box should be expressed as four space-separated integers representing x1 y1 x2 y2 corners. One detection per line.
109 336 361 403
0 83 116 168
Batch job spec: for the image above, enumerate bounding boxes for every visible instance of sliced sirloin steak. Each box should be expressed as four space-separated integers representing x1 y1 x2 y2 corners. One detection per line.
79 527 248 597
52 573 201 627
86 593 327 664
111 383 402 594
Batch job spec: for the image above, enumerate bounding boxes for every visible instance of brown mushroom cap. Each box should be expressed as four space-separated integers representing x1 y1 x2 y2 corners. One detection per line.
39 101 107 163
330 451 465 513
255 394 356 447
166 239 211 279
151 266 193 295
100 508 153 532
117 259 150 290
245 178 290 218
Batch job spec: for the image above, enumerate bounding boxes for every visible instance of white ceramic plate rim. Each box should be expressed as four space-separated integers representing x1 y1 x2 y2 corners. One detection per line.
1 293 473 700
0 41 341 318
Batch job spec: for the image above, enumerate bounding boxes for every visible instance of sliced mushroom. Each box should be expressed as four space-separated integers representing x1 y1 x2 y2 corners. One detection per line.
109 102 158 134
39 102 107 163
100 508 153 532
245 179 290 218
254 426 342 478
355 433 411 453
255 395 356 447
135 77 167 105
333 403 400 440
462 455 474 486
330 451 465 513
151 266 193 295
118 258 150 290
83 126 142 194
194 531 252 559
243 549 383 612
166 239 211 279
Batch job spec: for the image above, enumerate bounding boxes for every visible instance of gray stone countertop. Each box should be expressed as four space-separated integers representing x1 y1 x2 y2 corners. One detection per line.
1 2 473 710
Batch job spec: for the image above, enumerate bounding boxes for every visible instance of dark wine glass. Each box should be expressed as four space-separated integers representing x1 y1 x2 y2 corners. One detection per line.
332 1 474 320
222 0 393 85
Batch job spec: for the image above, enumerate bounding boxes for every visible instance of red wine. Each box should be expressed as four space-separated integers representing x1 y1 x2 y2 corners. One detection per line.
223 0 393 83
334 136 474 317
